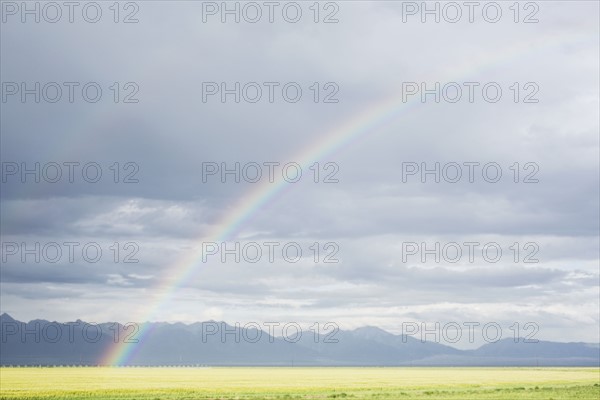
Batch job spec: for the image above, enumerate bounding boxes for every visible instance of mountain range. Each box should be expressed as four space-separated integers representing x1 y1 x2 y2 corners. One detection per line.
1 313 598 366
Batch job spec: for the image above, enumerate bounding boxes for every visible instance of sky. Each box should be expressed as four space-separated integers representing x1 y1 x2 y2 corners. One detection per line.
1 0 599 349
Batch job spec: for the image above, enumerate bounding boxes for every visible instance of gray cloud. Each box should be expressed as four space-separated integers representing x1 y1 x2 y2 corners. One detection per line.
1 1 598 346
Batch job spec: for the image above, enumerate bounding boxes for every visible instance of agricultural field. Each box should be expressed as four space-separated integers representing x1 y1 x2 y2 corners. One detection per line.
0 367 598 399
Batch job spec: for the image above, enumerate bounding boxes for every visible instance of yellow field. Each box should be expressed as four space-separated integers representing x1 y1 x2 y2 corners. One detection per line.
0 367 599 399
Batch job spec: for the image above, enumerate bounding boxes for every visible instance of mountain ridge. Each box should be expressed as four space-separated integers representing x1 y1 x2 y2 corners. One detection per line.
1 314 598 366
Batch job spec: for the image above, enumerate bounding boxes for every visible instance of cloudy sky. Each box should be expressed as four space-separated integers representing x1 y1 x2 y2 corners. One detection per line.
1 1 598 348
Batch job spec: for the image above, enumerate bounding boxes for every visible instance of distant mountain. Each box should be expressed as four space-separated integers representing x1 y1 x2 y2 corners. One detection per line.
1 314 598 366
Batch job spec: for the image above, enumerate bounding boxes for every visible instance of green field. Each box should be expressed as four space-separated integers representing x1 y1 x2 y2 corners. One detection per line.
0 367 598 399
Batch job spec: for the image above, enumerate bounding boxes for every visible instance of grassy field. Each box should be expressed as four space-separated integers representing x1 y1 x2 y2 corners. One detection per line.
0 367 598 399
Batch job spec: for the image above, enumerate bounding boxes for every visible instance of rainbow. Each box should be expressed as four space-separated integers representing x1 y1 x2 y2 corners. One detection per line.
103 29 587 365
